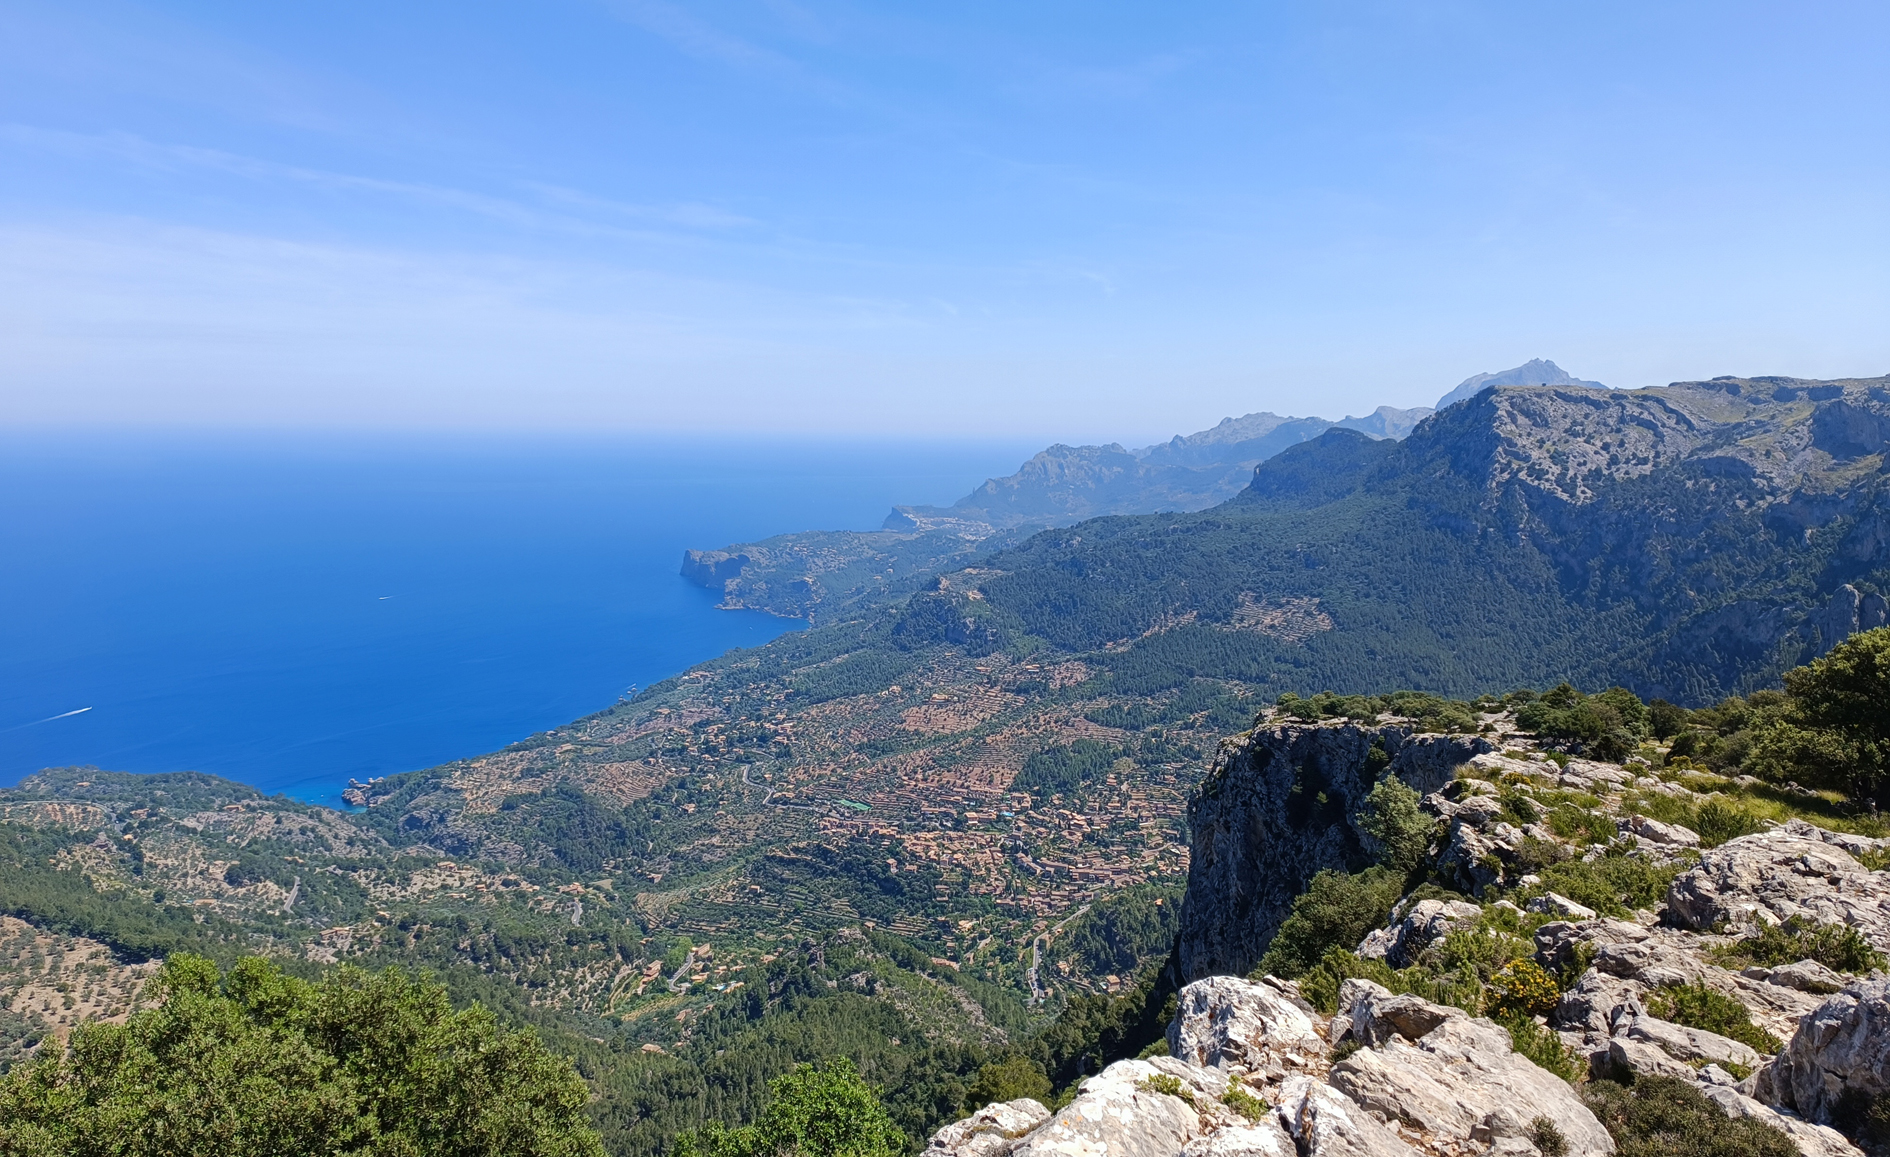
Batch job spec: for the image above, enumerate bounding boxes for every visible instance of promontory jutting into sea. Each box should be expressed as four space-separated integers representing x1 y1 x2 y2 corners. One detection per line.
4 4 1887 1155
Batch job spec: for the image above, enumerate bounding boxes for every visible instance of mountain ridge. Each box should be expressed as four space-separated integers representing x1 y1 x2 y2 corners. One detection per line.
1435 357 1607 410
678 365 1594 624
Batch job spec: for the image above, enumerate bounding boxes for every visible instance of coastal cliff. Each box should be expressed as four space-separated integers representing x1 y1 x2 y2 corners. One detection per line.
1178 724 1491 983
930 697 1890 1157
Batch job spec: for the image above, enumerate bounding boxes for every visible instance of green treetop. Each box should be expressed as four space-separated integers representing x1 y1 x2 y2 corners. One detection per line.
673 1057 906 1157
0 953 603 1157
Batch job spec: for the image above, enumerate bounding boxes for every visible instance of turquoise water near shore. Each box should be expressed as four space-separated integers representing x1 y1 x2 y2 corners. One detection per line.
0 432 1041 806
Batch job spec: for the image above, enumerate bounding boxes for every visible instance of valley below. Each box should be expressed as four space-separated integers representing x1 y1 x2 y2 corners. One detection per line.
3 371 1889 1157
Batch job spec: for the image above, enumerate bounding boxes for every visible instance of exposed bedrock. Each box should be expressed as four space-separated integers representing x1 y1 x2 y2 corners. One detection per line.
1177 724 1491 983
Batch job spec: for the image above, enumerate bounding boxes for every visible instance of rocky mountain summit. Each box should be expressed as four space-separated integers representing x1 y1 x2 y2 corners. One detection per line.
951 372 1890 702
1435 359 1607 410
927 958 1866 1157
924 704 1890 1157
677 375 1468 623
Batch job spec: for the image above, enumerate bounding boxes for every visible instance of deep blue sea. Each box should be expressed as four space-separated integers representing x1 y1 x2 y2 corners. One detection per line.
0 432 1042 807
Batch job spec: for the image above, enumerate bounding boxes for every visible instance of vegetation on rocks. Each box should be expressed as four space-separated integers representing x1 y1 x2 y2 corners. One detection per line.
1645 981 1783 1055
1582 1076 1798 1157
1715 917 1887 974
1253 869 1406 982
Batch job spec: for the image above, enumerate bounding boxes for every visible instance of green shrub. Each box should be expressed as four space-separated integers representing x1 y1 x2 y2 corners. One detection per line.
1296 948 1483 1018
1497 1014 1583 1082
1592 732 1637 764
1779 627 1890 803
1626 791 1700 830
1692 800 1766 848
676 1057 906 1157
1518 701 1609 742
1717 917 1887 974
964 1054 1052 1112
1294 948 1401 1015
1582 1076 1796 1157
1645 982 1782 1055
1221 1084 1269 1121
1595 688 1651 737
1358 778 1433 876
1137 1073 1193 1104
1497 789 1542 826
1547 804 1619 845
1533 854 1679 918
0 954 604 1157
1530 1116 1570 1157
1649 701 1691 741
1432 922 1531 981
1667 731 1706 763
1510 836 1571 874
1556 940 1599 988
1253 868 1404 980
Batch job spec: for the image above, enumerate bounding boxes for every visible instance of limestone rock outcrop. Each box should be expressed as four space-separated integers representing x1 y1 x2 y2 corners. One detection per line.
1665 822 1890 946
1697 1085 1863 1157
925 1099 1053 1157
1007 1058 1230 1157
1167 975 1326 1077
1034 716 1890 1157
1328 981 1615 1157
935 977 1612 1157
1178 724 1491 981
1358 900 1485 968
1277 1075 1418 1157
1764 980 1890 1127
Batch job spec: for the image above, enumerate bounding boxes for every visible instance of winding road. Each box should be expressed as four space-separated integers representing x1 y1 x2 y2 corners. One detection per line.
1025 903 1091 1004
742 763 821 811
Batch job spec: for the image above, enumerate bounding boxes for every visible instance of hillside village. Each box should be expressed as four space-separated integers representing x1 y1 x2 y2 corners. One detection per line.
922 639 1890 1157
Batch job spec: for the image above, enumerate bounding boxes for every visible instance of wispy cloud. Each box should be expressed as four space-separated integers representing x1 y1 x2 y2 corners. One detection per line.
0 215 973 431
523 183 758 230
595 0 851 101
0 123 770 244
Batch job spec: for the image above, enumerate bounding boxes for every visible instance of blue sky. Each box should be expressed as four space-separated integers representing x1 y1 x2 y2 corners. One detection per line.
1 1 1885 442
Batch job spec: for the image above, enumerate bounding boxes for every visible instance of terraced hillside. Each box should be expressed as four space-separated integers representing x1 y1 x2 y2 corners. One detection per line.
3 374 1886 1156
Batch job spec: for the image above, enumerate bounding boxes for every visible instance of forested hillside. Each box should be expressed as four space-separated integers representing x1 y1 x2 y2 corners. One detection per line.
938 376 1890 702
2 374 1886 1156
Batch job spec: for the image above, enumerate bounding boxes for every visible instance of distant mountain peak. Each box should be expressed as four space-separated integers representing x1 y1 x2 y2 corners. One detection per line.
1336 404 1434 440
1435 359 1605 410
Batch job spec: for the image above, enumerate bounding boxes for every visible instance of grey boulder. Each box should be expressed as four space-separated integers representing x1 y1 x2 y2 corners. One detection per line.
1766 960 1850 996
1620 1012 1767 1068
1605 1037 1699 1081
1276 1074 1419 1157
1527 892 1599 921
1012 1059 1214 1157
926 1099 1053 1157
1328 981 1615 1157
1357 899 1484 968
1666 823 1890 949
1698 1085 1864 1157
1169 976 1327 1078
1765 980 1890 1126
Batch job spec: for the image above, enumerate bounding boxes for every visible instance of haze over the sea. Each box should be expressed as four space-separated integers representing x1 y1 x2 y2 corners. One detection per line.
0 432 1040 805
3 3 1885 441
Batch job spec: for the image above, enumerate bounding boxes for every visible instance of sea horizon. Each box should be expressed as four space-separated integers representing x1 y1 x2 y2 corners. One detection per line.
0 429 1046 808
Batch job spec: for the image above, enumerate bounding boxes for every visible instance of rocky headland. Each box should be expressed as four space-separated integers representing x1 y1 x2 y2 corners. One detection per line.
926 710 1890 1157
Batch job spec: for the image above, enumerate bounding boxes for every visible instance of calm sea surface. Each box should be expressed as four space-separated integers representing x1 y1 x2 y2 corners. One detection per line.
0 432 1042 806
